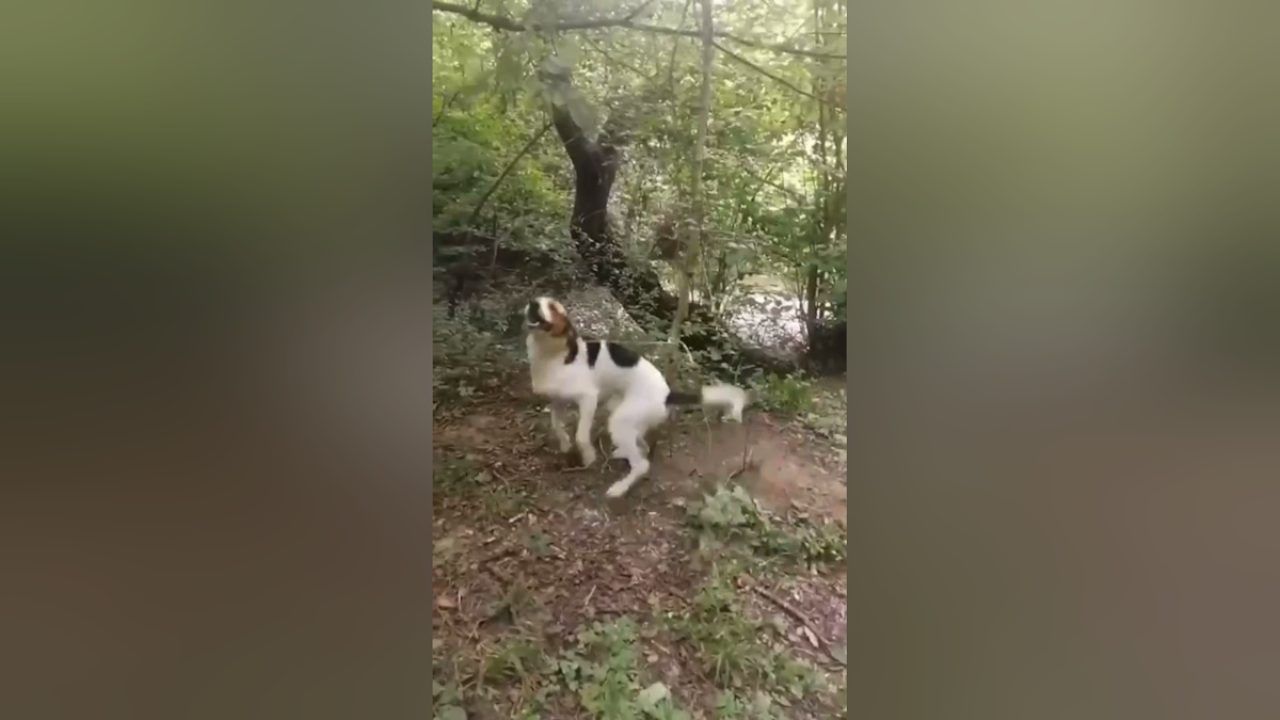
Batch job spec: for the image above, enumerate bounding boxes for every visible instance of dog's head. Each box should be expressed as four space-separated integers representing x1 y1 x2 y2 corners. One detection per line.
525 296 574 338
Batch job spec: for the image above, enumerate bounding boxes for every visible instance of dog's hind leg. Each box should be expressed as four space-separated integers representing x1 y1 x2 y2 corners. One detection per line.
604 412 651 498
606 403 634 460
605 447 649 498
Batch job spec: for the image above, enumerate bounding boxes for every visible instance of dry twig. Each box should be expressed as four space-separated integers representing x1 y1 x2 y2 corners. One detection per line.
751 584 830 652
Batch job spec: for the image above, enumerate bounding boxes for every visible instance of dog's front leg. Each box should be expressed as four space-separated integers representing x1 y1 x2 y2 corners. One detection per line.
574 393 599 467
549 401 573 453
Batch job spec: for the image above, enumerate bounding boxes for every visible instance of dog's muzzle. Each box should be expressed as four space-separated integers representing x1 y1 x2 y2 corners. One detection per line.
525 301 545 330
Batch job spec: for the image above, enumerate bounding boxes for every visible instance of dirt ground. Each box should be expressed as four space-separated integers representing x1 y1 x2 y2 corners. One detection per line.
432 373 847 719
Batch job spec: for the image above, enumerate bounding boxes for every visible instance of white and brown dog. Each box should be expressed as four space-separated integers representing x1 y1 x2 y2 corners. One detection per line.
525 296 748 498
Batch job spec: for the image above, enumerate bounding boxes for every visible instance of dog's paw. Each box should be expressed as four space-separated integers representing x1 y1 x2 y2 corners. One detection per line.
578 446 597 468
605 480 630 498
610 446 628 460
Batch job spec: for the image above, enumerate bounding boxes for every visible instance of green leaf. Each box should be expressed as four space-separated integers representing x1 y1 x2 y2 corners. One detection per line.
461 55 484 80
554 39 580 67
495 45 525 88
436 705 466 720
637 681 669 711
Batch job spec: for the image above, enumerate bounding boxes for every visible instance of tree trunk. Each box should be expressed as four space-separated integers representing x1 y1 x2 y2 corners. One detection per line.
544 79 799 378
548 97 675 324
804 263 819 341
669 0 715 357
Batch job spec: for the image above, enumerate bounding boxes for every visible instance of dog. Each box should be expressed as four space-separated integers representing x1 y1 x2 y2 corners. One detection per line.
525 296 748 498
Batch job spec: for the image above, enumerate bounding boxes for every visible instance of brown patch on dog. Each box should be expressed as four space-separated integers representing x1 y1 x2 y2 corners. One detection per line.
546 301 572 337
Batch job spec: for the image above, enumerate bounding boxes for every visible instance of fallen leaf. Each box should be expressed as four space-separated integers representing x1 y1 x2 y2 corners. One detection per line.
828 642 848 666
802 626 819 648
637 681 669 710
436 595 457 610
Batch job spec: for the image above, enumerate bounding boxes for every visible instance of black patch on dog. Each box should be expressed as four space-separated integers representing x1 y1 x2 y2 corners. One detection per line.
526 301 541 324
605 342 640 368
564 339 579 364
665 390 701 405
586 341 602 366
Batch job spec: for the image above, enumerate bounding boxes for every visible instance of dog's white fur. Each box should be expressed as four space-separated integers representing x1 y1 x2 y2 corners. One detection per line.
525 296 748 498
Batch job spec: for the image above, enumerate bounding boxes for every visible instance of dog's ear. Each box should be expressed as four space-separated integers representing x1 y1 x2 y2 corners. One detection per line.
547 301 571 337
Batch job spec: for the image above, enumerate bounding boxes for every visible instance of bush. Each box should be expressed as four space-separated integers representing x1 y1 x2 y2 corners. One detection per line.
432 305 513 402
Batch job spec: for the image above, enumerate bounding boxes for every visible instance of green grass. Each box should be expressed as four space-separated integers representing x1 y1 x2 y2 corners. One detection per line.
664 562 828 713
434 453 533 518
434 616 693 720
748 374 816 415
558 618 691 720
686 484 846 570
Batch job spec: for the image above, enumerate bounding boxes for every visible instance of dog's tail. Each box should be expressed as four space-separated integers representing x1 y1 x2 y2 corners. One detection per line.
665 384 749 422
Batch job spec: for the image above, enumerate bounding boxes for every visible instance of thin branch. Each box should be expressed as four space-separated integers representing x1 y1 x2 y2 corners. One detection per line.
622 0 659 21
628 22 847 60
431 0 639 30
433 89 462 127
712 40 844 113
430 1 846 60
667 0 694 92
582 36 649 80
736 162 806 201
751 584 832 653
468 120 553 226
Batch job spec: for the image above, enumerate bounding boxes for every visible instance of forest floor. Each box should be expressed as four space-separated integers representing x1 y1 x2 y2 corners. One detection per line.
432 355 849 719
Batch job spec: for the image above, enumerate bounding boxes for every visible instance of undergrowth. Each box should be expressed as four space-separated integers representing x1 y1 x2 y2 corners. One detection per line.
433 616 693 720
559 618 691 720
433 305 514 403
433 454 533 519
686 484 846 570
664 563 828 715
748 374 815 414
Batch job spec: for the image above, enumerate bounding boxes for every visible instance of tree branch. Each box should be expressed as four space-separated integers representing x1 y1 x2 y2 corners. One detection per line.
712 40 844 112
432 0 647 30
582 36 650 81
622 22 848 61
622 0 659 21
467 120 553 227
667 0 694 92
430 1 846 60
433 90 462 127
736 162 806 201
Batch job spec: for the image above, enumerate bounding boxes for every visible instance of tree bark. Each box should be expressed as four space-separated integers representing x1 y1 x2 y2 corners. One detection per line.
669 0 714 354
548 96 674 323
544 82 799 377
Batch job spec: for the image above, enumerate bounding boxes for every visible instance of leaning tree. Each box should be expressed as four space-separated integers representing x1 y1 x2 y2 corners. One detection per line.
432 0 845 376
